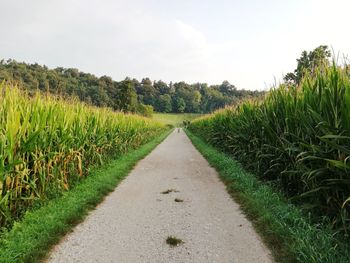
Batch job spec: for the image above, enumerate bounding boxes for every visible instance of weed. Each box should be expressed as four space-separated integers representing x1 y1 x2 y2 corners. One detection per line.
166 236 183 246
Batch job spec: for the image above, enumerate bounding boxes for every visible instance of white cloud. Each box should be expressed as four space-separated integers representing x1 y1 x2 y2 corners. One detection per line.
0 0 349 90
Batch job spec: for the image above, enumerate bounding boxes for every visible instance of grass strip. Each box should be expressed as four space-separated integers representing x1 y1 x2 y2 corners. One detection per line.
185 130 350 263
0 129 171 263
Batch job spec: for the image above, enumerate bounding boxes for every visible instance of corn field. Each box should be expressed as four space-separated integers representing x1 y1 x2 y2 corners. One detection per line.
189 64 350 235
0 84 166 227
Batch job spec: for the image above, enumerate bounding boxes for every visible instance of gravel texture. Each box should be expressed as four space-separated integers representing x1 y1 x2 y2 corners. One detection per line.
47 129 273 263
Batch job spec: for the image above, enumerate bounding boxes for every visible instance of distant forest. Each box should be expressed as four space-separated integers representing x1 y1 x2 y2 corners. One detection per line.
0 59 264 114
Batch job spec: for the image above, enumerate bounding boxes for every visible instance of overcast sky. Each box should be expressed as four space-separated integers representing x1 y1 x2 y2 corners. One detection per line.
1 0 349 90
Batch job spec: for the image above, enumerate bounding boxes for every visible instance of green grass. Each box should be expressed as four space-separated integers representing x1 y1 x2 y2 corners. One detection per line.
0 130 171 263
152 113 202 127
185 130 350 263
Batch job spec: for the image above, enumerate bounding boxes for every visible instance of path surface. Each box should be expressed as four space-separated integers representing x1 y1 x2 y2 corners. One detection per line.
47 130 272 263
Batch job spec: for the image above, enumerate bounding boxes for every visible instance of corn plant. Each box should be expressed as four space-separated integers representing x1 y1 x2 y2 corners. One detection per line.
0 84 166 227
189 63 350 235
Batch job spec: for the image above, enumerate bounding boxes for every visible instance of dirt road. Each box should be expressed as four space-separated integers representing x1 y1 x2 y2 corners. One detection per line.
47 129 272 263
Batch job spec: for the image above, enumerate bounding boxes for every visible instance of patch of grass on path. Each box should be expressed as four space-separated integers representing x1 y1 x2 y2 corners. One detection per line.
161 189 179 194
185 130 350 263
152 113 202 127
0 130 172 263
166 236 183 246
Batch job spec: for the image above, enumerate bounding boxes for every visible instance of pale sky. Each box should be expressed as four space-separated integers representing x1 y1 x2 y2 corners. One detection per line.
1 0 349 90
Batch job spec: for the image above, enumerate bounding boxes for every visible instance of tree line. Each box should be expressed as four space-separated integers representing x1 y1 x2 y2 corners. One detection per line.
0 59 264 115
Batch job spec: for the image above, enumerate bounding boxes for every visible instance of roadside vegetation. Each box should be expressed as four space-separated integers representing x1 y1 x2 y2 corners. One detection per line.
186 130 350 262
0 130 171 263
189 47 350 260
0 84 166 229
189 62 350 234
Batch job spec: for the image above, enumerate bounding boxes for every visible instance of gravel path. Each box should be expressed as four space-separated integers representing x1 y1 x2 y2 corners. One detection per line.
47 129 273 263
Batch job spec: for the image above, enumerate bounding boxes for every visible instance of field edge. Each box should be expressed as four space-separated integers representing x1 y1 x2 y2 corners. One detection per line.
152 113 202 127
0 129 172 263
185 129 349 263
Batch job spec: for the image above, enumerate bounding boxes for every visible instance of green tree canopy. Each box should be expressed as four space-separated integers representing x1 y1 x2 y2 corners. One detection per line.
0 59 264 114
284 45 331 84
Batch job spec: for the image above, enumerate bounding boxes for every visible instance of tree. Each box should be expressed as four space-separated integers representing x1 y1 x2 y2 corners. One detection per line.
157 94 172 112
219 80 237 96
140 78 157 106
186 90 201 113
154 80 171 95
284 45 331 84
173 82 202 113
173 97 186 113
200 86 226 112
137 103 154 117
0 59 264 114
117 78 138 112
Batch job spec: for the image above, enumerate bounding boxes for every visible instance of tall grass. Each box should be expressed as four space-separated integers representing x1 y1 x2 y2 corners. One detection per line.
189 63 350 235
0 83 166 227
